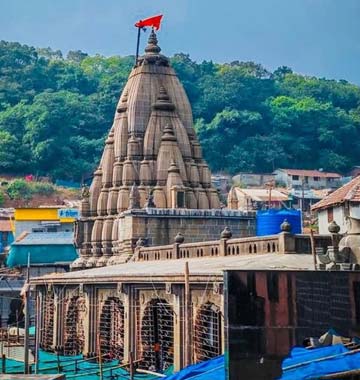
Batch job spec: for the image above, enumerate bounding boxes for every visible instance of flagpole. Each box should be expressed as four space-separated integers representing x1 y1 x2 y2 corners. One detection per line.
135 26 141 65
24 252 30 374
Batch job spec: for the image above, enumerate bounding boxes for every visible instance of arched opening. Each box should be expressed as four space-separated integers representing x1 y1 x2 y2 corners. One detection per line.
7 297 24 328
99 297 125 361
140 299 174 372
64 295 85 355
194 302 222 362
40 291 55 350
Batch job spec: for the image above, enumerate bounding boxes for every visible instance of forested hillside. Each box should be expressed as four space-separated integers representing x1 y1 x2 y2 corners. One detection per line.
1 40 360 180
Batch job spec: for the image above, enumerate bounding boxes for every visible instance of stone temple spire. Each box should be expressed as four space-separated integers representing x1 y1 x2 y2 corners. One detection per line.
72 30 221 269
145 28 161 54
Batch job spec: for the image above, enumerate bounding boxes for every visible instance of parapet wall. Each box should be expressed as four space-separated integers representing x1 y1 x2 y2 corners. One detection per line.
133 231 332 262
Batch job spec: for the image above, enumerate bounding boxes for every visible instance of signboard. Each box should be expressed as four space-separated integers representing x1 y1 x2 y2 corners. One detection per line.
57 209 80 219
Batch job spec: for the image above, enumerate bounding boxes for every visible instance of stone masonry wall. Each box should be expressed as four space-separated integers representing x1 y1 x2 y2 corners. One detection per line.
117 209 256 255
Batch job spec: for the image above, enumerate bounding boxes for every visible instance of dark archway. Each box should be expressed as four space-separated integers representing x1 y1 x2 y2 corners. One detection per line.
194 302 222 362
7 298 24 328
63 295 85 355
140 299 174 371
40 291 55 350
99 297 125 361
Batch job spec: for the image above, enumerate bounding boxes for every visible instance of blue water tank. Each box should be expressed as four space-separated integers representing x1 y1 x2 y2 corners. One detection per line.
256 209 302 236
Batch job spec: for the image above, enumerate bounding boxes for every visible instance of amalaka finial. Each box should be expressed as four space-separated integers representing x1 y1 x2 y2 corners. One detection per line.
161 124 176 142
168 160 180 173
153 85 175 111
145 29 161 54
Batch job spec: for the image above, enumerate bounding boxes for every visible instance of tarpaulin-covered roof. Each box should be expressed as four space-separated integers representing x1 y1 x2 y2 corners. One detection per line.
164 356 224 380
279 344 360 379
6 232 77 267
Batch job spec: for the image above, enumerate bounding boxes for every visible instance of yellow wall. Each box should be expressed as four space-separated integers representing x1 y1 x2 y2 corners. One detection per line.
15 208 75 223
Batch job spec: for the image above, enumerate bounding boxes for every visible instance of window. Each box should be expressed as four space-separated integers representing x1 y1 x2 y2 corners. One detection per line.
292 175 299 181
177 191 185 208
327 207 334 223
314 176 320 181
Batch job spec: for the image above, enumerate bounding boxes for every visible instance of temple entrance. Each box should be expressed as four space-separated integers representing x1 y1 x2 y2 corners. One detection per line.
194 302 222 362
140 299 174 371
98 297 125 361
64 295 85 355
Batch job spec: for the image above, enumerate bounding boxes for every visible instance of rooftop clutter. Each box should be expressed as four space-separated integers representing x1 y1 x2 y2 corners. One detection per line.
72 30 221 269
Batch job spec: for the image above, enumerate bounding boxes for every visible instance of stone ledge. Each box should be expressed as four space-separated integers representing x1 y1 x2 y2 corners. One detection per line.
121 208 255 219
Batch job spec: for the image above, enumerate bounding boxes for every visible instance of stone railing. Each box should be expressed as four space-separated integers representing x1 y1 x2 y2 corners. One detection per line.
134 228 332 262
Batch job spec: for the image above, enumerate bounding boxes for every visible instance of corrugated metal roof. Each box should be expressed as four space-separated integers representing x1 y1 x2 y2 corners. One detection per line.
13 231 74 246
312 176 360 211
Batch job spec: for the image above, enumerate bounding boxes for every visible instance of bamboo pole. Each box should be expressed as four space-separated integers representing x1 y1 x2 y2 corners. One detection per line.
184 261 191 366
24 252 30 374
283 348 360 371
309 229 317 270
97 331 103 380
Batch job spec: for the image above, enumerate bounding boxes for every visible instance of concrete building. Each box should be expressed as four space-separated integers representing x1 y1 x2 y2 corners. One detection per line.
14 207 77 239
312 176 360 234
274 169 341 190
232 173 275 188
0 209 13 256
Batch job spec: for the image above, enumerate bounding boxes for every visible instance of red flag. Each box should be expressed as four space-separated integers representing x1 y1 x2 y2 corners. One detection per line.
135 15 163 30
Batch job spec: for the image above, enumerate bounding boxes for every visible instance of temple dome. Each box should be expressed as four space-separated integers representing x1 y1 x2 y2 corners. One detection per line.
72 29 221 269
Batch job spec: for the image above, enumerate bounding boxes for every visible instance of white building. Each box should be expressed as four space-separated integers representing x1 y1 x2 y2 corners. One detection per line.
311 176 360 234
274 169 341 190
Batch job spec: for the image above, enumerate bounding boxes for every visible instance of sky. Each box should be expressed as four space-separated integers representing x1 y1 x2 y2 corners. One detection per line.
0 0 360 84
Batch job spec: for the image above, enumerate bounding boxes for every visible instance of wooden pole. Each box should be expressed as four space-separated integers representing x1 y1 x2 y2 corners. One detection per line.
24 252 30 374
135 27 141 65
97 331 103 380
310 229 317 271
129 351 134 380
34 291 41 374
184 262 191 366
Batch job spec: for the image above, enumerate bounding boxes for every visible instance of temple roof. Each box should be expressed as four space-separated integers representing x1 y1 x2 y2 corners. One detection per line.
34 253 315 284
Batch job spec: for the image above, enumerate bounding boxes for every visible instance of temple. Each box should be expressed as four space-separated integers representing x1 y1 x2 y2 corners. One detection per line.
72 30 255 269
32 30 336 374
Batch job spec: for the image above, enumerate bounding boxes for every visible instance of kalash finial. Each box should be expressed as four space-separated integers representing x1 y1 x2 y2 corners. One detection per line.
145 28 161 54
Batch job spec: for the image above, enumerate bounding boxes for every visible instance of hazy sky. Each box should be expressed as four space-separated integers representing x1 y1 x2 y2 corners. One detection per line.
1 0 360 83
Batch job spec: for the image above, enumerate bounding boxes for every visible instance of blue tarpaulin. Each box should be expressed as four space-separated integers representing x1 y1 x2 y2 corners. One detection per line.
4 349 172 379
279 344 360 379
164 356 224 380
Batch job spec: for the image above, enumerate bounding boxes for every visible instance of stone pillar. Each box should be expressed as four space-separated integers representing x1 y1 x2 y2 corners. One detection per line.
278 219 295 254
172 285 182 372
220 227 232 256
278 232 295 254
